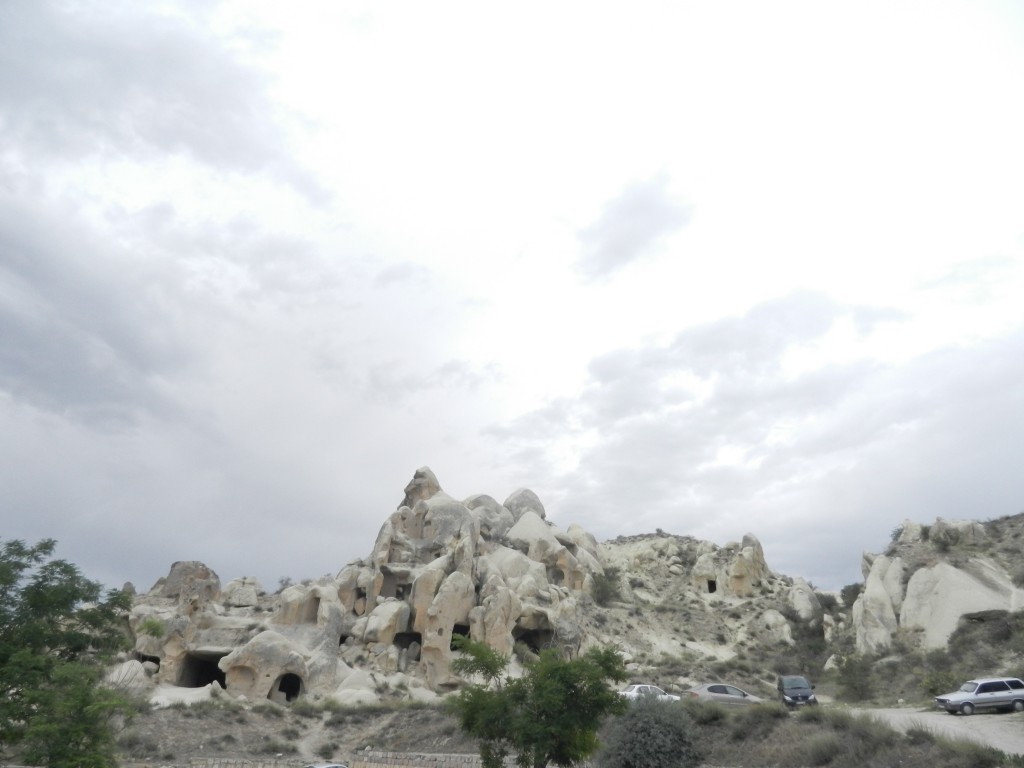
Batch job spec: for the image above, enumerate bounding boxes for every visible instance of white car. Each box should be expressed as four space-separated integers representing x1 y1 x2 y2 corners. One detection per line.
935 677 1024 715
618 684 680 702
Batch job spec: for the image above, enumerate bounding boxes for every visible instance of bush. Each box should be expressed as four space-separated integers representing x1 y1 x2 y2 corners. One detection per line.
592 567 622 606
597 697 702 768
836 654 875 701
840 583 862 609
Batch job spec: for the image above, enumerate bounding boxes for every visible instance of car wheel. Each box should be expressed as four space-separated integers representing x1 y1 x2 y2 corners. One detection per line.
960 702 975 716
1013 700 1024 713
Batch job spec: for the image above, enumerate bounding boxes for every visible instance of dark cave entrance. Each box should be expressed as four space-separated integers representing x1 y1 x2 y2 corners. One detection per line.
177 651 227 688
707 579 717 594
395 632 423 661
512 627 554 654
134 652 161 671
449 624 470 651
269 672 304 703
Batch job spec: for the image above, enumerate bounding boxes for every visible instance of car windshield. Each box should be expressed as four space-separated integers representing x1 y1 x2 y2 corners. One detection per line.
783 676 810 688
959 682 978 692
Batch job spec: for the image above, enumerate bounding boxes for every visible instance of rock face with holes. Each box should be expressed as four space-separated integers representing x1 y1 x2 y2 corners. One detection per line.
121 477 1024 712
125 467 624 703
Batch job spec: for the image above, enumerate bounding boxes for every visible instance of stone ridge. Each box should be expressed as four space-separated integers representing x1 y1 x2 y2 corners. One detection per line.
112 467 1024 711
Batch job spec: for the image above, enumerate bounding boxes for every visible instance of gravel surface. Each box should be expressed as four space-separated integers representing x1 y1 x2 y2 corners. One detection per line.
859 706 1024 756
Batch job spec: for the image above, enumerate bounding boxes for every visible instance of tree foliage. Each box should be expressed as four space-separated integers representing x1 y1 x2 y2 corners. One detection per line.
448 635 628 768
596 696 703 768
0 538 133 766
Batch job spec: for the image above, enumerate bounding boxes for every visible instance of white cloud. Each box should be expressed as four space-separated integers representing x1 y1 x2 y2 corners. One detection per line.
2 1 1024 592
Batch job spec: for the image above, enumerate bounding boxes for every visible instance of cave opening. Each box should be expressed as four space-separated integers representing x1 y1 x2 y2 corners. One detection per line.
707 579 717 594
512 627 554 654
450 624 470 651
269 672 304 703
177 651 227 689
133 651 161 671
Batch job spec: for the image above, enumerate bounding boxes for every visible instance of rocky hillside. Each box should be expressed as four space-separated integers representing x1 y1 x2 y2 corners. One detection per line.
109 467 1024 711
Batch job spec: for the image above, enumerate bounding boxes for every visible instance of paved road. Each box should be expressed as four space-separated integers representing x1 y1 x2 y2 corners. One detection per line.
859 707 1024 756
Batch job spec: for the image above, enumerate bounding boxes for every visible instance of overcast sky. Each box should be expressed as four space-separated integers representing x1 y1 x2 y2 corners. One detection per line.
3 1 1023 595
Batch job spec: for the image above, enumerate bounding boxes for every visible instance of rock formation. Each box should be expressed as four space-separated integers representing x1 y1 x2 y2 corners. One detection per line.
852 517 1024 653
122 470 1021 709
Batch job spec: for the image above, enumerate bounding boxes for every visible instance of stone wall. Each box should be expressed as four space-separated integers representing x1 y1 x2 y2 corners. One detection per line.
122 752 590 768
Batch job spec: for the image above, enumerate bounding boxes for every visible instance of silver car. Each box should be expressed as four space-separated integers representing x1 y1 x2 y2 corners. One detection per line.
686 683 763 706
935 677 1024 715
618 684 680 702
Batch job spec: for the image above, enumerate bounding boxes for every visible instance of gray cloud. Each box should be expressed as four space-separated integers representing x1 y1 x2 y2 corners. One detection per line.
0 1 323 199
577 173 692 279
487 293 1024 587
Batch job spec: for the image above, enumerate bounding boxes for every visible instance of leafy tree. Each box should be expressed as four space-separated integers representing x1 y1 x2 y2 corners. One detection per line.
597 696 702 768
0 538 133 766
448 635 628 768
591 566 622 606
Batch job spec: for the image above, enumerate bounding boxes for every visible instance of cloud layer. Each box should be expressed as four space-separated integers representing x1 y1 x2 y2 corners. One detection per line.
3 2 1023 593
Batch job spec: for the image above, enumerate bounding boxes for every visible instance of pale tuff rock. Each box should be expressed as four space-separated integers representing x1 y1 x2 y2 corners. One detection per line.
852 515 1020 653
223 577 262 608
503 487 547 521
788 578 823 623
690 533 770 597
901 559 1024 648
853 554 904 654
757 609 794 645
125 469 1017 710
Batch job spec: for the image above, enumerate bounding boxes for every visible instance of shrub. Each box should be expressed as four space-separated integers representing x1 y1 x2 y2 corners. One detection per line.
592 567 622 606
290 699 321 718
596 696 702 768
840 583 862 609
836 654 875 701
798 733 843 766
137 617 165 638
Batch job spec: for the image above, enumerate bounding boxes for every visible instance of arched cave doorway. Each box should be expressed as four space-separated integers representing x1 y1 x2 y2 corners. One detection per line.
177 651 227 688
269 672 304 703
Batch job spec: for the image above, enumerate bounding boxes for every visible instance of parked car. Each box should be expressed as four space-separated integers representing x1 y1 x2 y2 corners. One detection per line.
618 684 680 702
686 683 763 706
777 675 817 708
935 677 1024 715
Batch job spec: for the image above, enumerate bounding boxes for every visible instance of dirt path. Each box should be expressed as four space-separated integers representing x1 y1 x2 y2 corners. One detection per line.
858 707 1024 755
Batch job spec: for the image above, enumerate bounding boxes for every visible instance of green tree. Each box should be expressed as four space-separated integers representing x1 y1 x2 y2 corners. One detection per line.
448 635 628 768
0 538 133 766
597 696 702 768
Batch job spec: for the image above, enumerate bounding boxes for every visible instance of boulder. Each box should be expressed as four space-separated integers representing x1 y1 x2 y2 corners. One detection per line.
900 558 1024 648
504 488 547 521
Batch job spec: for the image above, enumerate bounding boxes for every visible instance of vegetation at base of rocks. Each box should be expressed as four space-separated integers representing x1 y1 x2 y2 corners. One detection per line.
447 635 628 768
595 696 702 768
835 653 875 701
591 566 622 606
820 609 1024 708
0 538 136 768
683 701 1024 768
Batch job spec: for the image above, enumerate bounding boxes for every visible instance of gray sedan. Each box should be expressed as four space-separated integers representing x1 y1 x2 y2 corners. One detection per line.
686 683 763 706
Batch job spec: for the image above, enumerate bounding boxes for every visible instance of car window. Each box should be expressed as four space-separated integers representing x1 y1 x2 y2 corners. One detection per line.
724 686 744 697
651 686 666 696
1009 679 1024 690
708 685 727 694
978 681 1010 693
960 682 978 692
